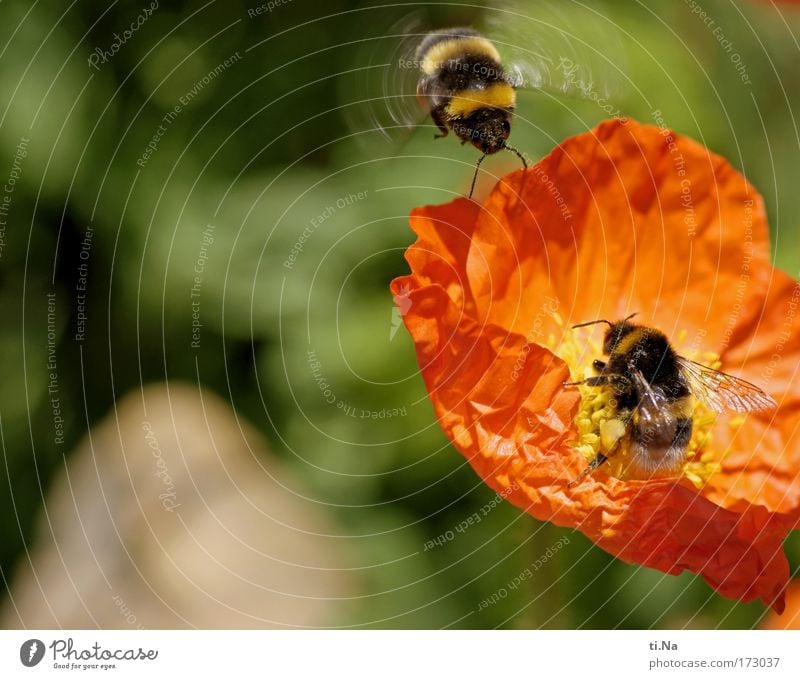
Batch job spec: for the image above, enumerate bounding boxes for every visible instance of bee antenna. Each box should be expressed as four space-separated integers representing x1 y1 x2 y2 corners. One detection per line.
571 319 613 330
468 153 488 199
503 143 529 168
572 313 639 330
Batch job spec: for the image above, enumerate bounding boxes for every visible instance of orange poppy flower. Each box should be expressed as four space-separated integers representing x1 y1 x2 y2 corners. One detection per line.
391 118 800 612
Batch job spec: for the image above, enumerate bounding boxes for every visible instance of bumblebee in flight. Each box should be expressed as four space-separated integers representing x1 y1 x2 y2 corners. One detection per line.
415 27 527 197
347 4 624 197
566 314 776 485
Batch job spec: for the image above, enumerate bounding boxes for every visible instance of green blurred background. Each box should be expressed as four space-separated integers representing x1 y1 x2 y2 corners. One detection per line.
0 0 798 629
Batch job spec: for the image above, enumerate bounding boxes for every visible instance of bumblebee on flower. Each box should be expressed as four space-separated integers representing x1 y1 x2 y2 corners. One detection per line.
392 118 800 612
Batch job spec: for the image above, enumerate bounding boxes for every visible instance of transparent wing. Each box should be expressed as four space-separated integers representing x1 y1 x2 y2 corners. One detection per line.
484 0 626 102
676 356 777 413
628 368 669 425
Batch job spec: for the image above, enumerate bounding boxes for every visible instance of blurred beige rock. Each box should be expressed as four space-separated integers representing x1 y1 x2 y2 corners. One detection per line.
1 383 354 628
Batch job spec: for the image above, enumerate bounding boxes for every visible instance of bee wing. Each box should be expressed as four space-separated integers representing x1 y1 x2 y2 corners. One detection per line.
676 356 777 413
483 0 626 102
628 368 669 425
340 12 430 151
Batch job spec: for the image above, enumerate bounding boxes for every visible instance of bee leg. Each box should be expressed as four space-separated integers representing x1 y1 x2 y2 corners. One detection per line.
564 376 610 387
565 374 630 389
431 107 449 139
468 153 488 199
503 143 528 169
567 452 609 488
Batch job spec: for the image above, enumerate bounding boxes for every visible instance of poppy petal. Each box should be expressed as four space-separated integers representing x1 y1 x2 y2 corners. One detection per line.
705 268 800 520
392 118 796 610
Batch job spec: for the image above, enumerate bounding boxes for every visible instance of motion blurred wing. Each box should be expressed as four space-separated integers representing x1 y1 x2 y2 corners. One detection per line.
484 0 626 101
340 12 429 150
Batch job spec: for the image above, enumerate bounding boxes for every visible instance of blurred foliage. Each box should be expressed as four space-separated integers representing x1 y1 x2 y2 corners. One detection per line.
0 0 798 629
